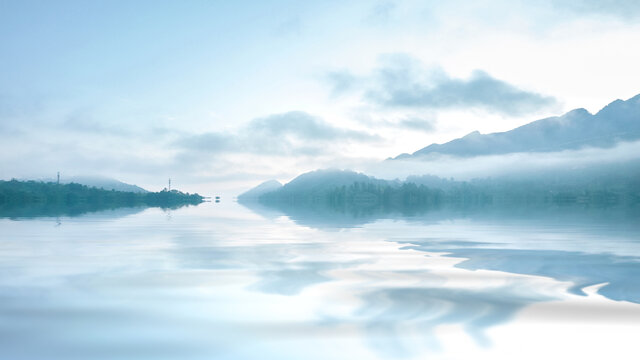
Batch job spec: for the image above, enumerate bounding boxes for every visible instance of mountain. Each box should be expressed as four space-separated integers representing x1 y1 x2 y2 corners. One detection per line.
63 176 148 193
240 169 390 203
237 179 283 200
239 93 640 213
242 163 640 214
274 169 386 193
393 93 640 159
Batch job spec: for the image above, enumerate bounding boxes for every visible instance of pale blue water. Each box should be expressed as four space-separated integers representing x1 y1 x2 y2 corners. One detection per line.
1 201 639 360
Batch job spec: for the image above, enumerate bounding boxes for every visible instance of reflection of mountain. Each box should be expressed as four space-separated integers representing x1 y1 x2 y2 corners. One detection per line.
166 214 555 349
241 159 640 220
0 202 152 219
393 93 640 159
244 195 640 230
166 202 640 356
238 197 640 307
241 170 640 229
241 199 392 229
236 199 285 221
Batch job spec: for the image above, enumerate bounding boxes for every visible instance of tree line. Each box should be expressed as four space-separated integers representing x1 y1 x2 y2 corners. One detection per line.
0 180 204 217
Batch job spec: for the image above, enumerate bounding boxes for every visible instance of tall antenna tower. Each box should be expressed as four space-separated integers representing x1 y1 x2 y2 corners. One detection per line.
168 178 171 191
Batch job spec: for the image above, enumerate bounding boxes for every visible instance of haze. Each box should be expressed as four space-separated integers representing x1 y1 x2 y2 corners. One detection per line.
2 0 640 194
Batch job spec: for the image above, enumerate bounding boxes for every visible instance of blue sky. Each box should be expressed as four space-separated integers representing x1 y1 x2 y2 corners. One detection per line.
1 0 640 193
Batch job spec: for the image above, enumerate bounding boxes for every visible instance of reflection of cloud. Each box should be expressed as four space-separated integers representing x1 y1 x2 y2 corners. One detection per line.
357 285 551 356
240 197 389 229
401 241 640 304
327 55 558 116
249 266 330 296
169 237 367 296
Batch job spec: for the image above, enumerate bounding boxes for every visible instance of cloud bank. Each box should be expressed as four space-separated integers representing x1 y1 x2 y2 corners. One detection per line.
328 56 559 116
364 140 640 181
552 0 640 19
174 111 380 156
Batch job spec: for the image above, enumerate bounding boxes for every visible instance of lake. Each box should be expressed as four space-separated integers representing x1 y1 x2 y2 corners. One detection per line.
1 200 639 360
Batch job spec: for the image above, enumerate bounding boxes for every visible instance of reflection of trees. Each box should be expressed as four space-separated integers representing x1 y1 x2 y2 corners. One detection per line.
242 194 640 231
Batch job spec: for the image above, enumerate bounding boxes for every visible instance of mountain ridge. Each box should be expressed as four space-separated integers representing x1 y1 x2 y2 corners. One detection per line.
37 176 149 193
392 93 640 159
238 179 283 200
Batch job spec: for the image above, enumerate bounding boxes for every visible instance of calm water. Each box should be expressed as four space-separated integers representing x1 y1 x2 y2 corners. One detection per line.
1 201 639 360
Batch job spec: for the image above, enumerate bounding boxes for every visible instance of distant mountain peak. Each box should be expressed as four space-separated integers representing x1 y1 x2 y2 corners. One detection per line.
42 175 148 193
259 179 283 187
463 130 482 138
392 93 640 159
566 107 591 116
595 95 640 118
238 179 283 200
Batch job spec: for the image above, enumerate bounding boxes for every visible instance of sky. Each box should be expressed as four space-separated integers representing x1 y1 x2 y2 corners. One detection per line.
1 0 640 194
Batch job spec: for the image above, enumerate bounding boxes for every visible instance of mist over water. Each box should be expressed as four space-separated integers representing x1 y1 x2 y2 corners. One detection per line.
1 201 638 360
365 140 640 181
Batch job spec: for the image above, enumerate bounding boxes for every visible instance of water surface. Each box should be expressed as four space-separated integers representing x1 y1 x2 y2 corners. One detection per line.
1 201 639 359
